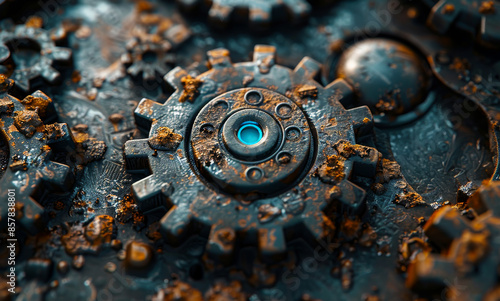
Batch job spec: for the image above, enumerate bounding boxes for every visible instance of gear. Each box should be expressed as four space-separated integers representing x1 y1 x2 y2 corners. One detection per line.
0 74 74 234
421 0 500 47
0 19 72 92
121 6 191 82
124 45 379 264
175 0 328 29
407 181 500 300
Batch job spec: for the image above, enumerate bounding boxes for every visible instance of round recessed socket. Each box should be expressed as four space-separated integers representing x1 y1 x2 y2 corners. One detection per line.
245 167 264 181
276 103 293 119
200 123 215 136
285 126 302 142
237 121 263 145
276 151 292 165
213 100 229 111
244 90 264 106
222 109 282 162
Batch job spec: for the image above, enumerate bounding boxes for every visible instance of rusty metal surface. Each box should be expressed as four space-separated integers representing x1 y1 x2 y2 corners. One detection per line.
0 0 499 300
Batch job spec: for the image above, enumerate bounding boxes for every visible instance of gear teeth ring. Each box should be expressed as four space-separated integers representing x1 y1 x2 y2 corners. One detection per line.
176 0 314 29
0 74 74 234
124 45 378 264
407 181 500 300
0 20 72 92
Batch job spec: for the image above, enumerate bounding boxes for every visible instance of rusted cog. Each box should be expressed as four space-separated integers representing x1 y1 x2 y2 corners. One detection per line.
124 45 379 264
0 19 72 92
0 74 75 233
408 180 500 300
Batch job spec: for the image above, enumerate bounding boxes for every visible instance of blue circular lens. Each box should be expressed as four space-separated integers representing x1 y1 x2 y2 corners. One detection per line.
237 121 263 145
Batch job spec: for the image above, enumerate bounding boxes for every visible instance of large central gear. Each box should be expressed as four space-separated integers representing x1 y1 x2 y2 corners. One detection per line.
124 45 379 263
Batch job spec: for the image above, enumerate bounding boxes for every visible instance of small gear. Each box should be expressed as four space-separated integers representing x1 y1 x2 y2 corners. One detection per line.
0 74 74 234
0 19 72 92
421 0 500 47
121 6 191 82
175 0 329 29
407 181 500 300
124 45 379 264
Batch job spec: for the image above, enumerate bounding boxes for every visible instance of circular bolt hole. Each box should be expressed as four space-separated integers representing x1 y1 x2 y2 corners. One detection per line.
244 90 264 106
213 100 229 112
237 121 263 145
246 167 264 181
285 126 302 141
276 152 292 165
276 103 293 119
200 123 215 136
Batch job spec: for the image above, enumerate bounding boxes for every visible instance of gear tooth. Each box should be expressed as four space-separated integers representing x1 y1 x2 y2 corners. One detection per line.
293 56 321 81
207 48 232 69
160 205 193 245
19 196 45 235
127 63 142 77
337 142 379 178
143 67 156 82
325 79 354 107
258 227 286 262
164 24 191 48
427 0 459 34
163 66 189 91
40 65 61 84
248 5 272 27
253 44 276 64
15 75 30 92
208 3 234 27
44 123 76 151
124 138 154 172
336 180 367 214
301 212 334 243
347 106 374 139
39 160 72 188
424 206 472 249
407 253 453 292
468 182 500 217
51 47 72 62
134 98 164 133
206 224 236 265
132 175 173 215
